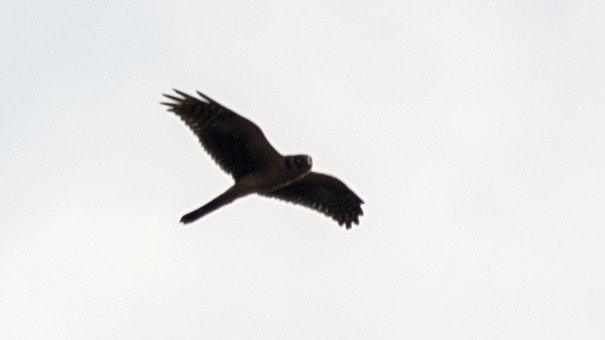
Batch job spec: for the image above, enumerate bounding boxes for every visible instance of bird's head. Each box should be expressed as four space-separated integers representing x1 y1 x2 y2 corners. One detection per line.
286 154 313 175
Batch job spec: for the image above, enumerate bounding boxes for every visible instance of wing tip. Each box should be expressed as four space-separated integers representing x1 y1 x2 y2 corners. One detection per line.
173 89 197 100
196 90 213 103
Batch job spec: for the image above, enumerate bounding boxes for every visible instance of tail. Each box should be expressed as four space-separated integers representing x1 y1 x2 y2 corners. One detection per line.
180 187 244 224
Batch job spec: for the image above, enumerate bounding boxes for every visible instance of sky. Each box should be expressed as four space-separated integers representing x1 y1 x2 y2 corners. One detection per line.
1 0 605 339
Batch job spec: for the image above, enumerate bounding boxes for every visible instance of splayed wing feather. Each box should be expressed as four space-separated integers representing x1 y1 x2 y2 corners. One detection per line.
263 172 364 229
161 90 281 180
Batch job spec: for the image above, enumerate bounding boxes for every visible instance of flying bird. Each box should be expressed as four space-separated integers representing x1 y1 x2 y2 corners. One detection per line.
161 89 364 229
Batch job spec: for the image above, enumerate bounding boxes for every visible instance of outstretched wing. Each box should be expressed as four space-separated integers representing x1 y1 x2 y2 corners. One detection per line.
262 172 364 229
162 90 282 180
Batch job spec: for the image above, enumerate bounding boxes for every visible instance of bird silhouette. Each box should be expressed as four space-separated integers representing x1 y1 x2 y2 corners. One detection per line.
161 89 363 229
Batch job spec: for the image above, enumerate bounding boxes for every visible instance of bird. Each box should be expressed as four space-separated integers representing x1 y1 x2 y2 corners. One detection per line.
161 89 364 229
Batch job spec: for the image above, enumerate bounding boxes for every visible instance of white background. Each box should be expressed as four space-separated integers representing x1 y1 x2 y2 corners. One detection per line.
1 1 604 339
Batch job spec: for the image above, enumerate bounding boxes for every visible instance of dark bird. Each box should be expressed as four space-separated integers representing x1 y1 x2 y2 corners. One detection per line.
161 89 364 229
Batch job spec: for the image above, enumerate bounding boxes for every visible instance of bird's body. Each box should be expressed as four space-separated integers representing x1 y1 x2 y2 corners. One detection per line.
162 89 363 229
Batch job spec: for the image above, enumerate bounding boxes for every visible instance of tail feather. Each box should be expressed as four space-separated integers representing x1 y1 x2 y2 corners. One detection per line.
180 187 242 224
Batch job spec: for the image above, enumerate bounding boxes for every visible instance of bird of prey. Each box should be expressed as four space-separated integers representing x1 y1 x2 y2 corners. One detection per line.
161 89 364 229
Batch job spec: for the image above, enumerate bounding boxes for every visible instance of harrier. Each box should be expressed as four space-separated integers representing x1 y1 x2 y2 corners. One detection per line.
162 89 364 229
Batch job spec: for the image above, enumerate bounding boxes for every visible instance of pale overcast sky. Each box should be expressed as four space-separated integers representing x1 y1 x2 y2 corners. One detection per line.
1 1 604 339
